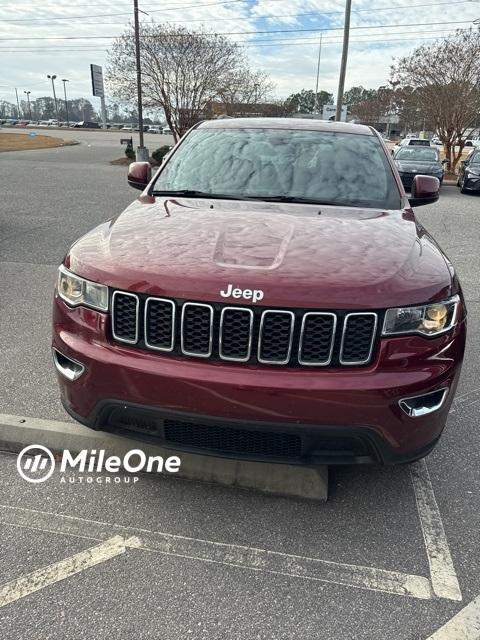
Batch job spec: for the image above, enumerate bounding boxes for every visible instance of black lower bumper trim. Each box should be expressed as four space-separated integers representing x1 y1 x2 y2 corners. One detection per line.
62 398 440 466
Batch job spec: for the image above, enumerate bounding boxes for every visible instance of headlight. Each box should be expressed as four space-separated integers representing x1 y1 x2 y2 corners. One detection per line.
57 265 108 311
382 295 459 337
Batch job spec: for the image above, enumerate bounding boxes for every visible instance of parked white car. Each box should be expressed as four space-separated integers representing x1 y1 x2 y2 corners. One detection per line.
391 137 436 156
147 127 162 134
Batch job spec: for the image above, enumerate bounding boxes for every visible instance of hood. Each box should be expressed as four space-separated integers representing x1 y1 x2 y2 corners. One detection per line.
395 160 443 174
66 198 452 309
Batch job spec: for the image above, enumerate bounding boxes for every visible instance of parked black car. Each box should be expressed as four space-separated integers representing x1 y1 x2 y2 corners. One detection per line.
73 121 101 129
457 149 480 193
393 146 444 191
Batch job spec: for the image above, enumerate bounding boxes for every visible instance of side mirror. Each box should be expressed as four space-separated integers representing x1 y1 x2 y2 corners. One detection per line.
127 161 151 191
409 175 440 207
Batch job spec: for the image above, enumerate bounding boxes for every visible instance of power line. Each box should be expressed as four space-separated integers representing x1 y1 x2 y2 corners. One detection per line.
0 0 473 25
0 19 474 40
0 25 462 49
0 30 461 52
0 0 269 22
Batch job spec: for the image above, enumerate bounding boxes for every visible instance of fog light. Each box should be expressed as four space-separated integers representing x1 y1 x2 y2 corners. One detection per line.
399 388 448 417
52 349 85 381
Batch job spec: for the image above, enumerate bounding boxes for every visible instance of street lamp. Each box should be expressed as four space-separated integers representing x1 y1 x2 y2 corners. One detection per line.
61 79 70 127
24 90 32 120
47 74 59 123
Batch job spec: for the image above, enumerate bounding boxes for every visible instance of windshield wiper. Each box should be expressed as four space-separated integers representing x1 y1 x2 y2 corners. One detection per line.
151 189 254 201
253 195 362 207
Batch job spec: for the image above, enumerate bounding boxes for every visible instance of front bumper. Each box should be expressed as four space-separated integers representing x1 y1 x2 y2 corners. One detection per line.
463 175 480 192
53 296 466 465
399 173 443 191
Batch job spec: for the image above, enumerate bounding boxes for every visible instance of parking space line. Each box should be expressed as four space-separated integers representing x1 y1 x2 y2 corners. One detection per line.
0 535 141 608
0 504 432 600
426 593 480 639
410 460 462 602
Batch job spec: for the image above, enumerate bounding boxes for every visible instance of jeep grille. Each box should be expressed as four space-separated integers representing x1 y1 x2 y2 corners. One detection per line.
111 292 379 367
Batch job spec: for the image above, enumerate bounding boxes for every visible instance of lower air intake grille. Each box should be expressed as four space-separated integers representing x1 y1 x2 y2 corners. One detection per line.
164 420 302 459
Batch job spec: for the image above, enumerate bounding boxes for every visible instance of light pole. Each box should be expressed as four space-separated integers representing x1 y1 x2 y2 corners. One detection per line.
24 90 32 120
47 74 59 123
336 0 352 122
314 32 323 114
15 88 21 119
61 79 70 127
133 0 148 160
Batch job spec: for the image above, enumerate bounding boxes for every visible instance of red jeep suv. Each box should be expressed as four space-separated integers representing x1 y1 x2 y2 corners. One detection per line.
52 119 466 465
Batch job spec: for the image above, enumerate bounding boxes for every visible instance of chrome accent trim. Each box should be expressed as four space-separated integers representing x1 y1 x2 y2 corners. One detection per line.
180 302 214 358
111 291 139 345
144 297 176 352
339 312 378 365
258 310 295 365
399 387 449 418
219 306 254 362
298 312 337 366
381 294 460 337
52 348 85 381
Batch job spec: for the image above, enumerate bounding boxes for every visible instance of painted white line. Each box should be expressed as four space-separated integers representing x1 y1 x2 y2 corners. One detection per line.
426 593 480 639
410 459 462 602
0 534 140 608
0 504 432 600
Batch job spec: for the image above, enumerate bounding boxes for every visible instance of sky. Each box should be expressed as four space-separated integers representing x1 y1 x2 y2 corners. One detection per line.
0 0 479 109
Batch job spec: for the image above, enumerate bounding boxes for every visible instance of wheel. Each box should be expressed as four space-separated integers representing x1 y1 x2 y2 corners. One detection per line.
460 176 468 194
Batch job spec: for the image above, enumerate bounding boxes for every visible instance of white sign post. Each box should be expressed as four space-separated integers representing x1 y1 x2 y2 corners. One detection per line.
322 104 347 122
90 64 107 129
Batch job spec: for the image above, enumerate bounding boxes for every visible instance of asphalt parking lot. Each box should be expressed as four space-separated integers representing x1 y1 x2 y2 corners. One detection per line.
0 133 479 639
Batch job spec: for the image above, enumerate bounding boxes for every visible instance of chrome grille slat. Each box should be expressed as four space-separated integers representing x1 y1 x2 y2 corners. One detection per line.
111 291 139 344
258 310 295 365
144 297 175 352
219 306 254 362
110 290 379 368
180 302 214 358
340 312 378 365
298 312 337 366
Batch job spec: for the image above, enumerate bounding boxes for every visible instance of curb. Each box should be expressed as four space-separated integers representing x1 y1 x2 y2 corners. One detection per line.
0 413 328 501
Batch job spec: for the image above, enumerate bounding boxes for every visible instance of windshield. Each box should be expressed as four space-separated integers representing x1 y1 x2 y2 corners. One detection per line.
470 152 480 165
396 147 439 162
153 127 402 209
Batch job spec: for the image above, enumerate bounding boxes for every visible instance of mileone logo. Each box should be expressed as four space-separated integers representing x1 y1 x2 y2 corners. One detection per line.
16 445 181 484
220 284 264 303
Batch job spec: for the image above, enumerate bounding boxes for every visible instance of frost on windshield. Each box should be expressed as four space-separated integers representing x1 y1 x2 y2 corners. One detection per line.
157 128 399 208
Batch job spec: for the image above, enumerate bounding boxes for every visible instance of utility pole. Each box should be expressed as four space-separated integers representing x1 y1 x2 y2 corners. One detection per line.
133 0 148 160
15 88 20 118
47 74 59 123
61 79 70 127
314 32 323 114
336 0 352 122
24 90 32 120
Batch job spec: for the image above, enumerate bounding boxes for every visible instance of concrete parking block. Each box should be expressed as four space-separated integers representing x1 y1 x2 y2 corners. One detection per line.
0 413 328 501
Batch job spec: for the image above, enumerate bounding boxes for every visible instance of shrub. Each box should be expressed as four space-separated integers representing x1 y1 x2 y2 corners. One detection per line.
152 145 171 164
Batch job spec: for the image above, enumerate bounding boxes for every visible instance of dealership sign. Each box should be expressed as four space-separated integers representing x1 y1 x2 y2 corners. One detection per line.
90 64 105 98
322 104 347 122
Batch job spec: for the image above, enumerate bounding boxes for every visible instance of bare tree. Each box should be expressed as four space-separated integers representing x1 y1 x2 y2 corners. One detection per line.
217 69 274 111
391 29 480 172
107 23 270 141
